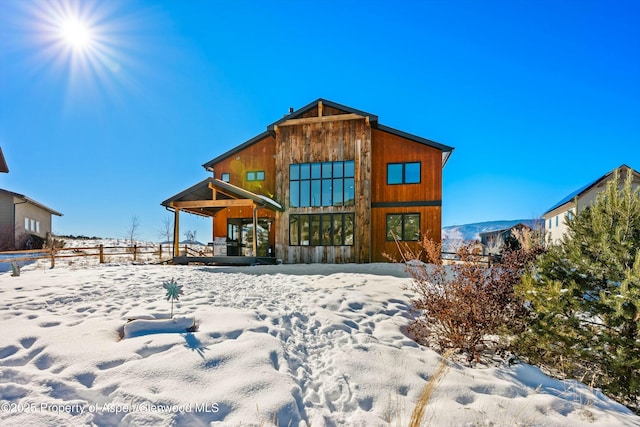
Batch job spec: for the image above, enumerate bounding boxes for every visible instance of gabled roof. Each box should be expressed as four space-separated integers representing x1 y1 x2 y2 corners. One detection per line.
202 98 454 169
203 131 272 170
0 147 8 173
542 164 640 216
161 178 283 217
0 189 62 216
267 98 379 130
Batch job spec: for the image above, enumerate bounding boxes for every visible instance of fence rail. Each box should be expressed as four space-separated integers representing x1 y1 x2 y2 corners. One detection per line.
0 244 201 269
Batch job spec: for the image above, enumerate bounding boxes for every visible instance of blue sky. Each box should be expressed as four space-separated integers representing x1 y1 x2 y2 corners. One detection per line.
1 0 638 242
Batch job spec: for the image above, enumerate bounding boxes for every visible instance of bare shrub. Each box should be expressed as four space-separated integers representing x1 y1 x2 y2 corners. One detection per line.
390 233 544 362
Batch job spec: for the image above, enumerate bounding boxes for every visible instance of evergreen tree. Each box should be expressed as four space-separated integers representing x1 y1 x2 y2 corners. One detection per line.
516 169 640 411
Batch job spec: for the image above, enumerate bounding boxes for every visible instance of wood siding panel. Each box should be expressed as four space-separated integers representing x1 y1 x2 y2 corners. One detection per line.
208 135 277 243
370 205 442 262
211 135 277 199
371 128 442 203
275 116 371 263
369 128 443 261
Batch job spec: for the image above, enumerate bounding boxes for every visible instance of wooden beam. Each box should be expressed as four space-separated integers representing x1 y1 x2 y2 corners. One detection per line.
318 101 323 117
173 208 180 257
252 204 258 256
277 113 364 127
171 199 254 209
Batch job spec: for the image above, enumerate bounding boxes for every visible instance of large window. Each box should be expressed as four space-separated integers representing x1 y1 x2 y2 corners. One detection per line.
386 213 420 241
387 162 421 185
290 161 355 208
290 213 354 246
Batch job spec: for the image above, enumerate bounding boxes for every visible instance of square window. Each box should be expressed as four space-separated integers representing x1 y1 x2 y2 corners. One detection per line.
247 171 256 181
300 163 311 180
290 164 300 180
322 162 333 178
221 173 230 182
256 171 265 181
404 214 420 240
405 162 421 184
387 164 403 185
289 215 299 246
311 163 322 179
344 161 355 178
386 214 402 240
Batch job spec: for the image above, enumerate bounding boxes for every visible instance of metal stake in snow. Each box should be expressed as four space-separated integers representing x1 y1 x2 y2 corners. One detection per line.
162 278 183 318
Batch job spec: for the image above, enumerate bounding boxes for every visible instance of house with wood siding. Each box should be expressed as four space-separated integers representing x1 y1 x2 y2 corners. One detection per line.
162 99 453 263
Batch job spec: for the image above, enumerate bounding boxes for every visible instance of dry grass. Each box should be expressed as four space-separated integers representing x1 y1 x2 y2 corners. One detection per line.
409 350 453 427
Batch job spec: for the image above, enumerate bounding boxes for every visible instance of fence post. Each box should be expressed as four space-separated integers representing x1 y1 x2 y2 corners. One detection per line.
184 245 188 257
159 244 163 260
50 248 55 269
133 244 138 262
99 244 104 263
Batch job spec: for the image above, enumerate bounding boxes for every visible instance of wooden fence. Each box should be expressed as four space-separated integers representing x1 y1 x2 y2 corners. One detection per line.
0 244 202 269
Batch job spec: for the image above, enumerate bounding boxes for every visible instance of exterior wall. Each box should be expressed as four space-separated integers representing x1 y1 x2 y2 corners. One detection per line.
544 204 575 245
0 192 14 231
544 168 640 244
209 135 277 243
211 135 276 197
203 104 448 264
15 199 53 239
274 117 371 263
0 192 15 245
370 128 443 262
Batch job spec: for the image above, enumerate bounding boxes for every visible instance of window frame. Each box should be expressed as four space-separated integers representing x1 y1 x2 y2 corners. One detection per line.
246 170 265 182
386 162 421 185
289 160 355 208
221 173 230 183
385 213 421 241
289 213 355 246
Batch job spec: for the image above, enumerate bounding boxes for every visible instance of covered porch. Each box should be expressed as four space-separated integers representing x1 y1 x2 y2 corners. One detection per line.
161 178 283 266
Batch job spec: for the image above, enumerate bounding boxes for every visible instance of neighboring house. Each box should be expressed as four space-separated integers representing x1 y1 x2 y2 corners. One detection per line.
479 222 541 255
162 98 454 263
0 147 8 173
542 164 640 244
0 189 63 249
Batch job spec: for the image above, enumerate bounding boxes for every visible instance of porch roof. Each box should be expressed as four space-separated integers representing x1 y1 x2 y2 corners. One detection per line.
161 178 283 217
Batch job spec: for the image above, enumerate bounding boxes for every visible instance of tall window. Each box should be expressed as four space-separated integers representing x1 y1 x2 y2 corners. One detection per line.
387 162 421 185
289 161 355 208
289 213 354 246
386 213 420 241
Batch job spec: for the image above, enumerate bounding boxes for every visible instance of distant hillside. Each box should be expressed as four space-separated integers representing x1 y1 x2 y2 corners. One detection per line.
442 219 542 252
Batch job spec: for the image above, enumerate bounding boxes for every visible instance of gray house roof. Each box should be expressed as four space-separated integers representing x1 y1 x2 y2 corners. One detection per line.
203 98 454 169
161 178 283 217
542 164 639 216
0 189 63 216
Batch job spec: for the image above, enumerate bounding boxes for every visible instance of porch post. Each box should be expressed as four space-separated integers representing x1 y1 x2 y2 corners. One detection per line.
252 204 258 256
173 208 180 257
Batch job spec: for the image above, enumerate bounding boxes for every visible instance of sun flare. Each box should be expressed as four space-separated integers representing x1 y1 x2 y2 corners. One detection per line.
59 18 92 50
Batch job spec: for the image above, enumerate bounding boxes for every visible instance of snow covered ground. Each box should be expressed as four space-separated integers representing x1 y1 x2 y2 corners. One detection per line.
1 258 638 426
